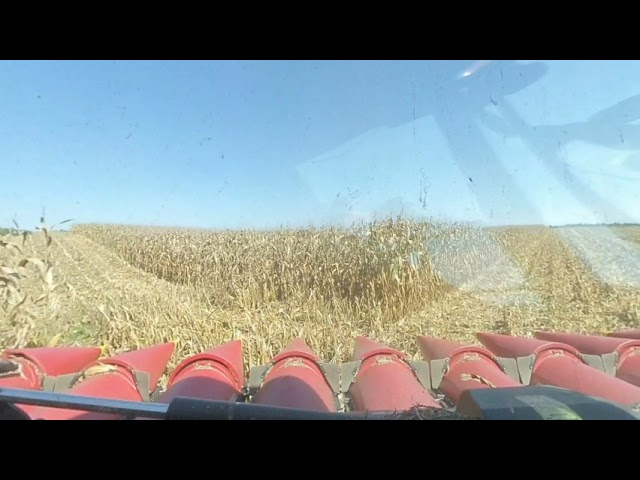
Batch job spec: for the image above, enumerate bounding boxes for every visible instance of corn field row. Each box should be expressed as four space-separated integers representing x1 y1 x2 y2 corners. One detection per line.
2 219 639 373
73 220 486 320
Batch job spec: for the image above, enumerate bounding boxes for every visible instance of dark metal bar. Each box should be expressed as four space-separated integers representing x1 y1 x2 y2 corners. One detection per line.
0 387 366 420
0 387 168 419
0 387 461 420
164 396 363 420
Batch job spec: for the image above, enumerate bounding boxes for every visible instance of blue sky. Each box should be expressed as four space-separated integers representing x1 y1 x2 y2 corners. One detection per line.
2 60 640 230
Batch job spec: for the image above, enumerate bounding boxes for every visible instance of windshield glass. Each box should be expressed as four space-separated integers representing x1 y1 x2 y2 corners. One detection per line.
2 60 639 418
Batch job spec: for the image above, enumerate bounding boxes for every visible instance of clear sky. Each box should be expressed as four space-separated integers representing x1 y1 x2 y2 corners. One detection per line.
2 60 640 230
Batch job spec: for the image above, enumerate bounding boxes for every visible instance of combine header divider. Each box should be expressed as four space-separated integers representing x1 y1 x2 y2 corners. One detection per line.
3 331 640 420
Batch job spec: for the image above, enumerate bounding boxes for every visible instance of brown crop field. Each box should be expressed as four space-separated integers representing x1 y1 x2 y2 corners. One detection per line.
2 219 640 380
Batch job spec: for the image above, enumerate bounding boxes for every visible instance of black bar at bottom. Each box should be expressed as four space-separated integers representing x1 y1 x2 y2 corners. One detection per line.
165 397 363 420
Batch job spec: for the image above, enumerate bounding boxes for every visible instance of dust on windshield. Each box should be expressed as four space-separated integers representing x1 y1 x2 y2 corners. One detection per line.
1 60 639 414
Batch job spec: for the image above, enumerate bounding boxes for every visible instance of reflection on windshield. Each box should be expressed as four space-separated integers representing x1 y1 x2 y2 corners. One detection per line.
1 60 639 418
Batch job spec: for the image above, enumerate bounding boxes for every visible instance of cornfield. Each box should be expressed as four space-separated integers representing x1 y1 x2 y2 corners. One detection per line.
2 218 640 378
